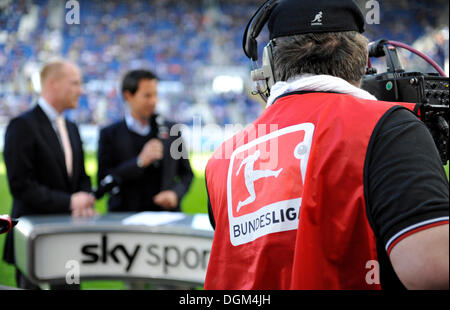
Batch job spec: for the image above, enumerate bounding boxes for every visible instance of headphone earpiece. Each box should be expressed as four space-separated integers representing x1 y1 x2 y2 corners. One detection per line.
250 40 276 101
263 40 276 89
243 0 280 102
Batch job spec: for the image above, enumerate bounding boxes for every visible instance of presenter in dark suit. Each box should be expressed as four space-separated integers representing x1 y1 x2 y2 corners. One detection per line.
98 70 193 212
3 61 96 289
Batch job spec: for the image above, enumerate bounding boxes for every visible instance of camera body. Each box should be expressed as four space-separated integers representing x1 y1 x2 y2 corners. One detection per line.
362 72 449 107
361 41 449 164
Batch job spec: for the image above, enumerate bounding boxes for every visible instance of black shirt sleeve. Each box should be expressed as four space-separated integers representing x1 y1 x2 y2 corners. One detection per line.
365 107 449 254
205 175 216 230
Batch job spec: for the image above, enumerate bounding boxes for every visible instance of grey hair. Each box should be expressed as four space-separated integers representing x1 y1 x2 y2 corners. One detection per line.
272 31 368 86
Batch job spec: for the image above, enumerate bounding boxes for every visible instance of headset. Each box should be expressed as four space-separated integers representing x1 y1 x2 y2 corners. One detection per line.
243 0 280 102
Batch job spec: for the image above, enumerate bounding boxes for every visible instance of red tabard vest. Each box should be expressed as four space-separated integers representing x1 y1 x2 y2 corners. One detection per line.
205 92 414 290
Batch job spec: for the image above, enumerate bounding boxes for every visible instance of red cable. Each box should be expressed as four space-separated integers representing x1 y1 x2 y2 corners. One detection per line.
387 40 447 77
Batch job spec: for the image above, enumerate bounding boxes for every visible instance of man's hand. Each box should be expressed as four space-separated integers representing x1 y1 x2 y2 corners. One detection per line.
137 139 163 168
70 192 97 218
153 190 179 210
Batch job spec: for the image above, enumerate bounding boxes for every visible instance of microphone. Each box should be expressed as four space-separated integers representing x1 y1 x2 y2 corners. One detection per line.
368 39 388 58
93 174 120 199
152 115 169 168
0 215 18 234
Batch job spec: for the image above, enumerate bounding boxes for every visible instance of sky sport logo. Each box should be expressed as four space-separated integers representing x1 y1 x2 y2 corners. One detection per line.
227 123 315 246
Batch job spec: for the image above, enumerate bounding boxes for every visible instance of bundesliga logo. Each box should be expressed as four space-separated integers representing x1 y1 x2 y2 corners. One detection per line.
227 123 315 246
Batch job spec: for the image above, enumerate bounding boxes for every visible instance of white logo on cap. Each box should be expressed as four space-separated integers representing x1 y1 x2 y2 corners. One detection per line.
311 11 323 25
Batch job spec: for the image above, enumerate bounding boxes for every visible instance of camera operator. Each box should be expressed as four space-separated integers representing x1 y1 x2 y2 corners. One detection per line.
204 0 449 290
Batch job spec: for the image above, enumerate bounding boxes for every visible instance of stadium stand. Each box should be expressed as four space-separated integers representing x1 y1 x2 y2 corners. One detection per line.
0 0 449 129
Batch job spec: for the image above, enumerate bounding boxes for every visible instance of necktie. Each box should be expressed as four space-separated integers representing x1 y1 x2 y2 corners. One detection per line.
55 116 73 177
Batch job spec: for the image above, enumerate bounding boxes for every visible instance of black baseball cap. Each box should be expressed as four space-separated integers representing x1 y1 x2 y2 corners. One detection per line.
268 0 365 39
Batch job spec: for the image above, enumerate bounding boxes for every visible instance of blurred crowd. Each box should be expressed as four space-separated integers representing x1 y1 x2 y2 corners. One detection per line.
0 0 449 127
